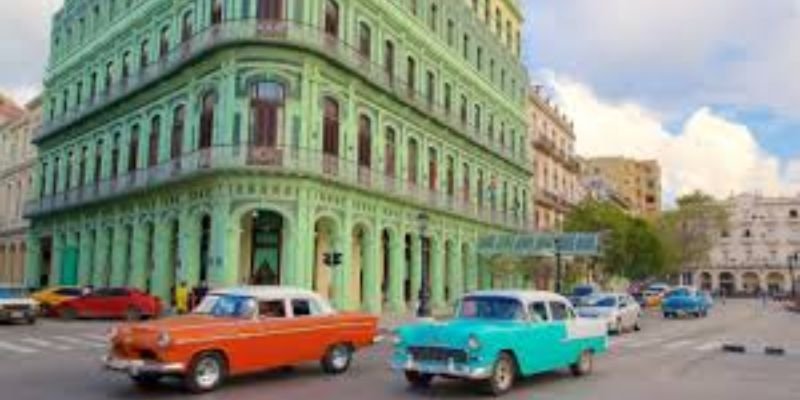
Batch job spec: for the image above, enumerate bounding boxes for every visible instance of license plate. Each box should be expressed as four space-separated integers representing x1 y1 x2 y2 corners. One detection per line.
10 311 23 319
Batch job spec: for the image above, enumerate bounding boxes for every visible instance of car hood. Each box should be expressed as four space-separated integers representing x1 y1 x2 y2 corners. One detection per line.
398 319 520 347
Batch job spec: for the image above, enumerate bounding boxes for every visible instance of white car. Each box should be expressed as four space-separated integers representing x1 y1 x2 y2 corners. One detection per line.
576 293 641 334
0 285 39 324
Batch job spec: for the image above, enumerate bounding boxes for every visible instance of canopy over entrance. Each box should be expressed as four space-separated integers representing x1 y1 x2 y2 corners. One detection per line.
477 232 602 258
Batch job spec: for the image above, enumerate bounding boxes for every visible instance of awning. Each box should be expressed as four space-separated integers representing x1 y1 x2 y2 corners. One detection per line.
477 232 602 258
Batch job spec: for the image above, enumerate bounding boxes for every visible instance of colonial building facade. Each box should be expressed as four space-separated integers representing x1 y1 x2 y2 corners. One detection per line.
27 0 532 313
0 98 40 284
584 157 661 218
696 194 800 295
528 86 580 232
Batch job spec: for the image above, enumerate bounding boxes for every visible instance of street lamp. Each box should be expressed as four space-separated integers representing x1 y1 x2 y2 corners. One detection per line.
554 236 563 294
416 213 431 318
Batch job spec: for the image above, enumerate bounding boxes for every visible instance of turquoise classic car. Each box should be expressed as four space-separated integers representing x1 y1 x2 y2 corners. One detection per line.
391 290 608 395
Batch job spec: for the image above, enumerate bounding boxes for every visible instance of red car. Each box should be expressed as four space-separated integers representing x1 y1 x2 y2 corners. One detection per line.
56 287 162 320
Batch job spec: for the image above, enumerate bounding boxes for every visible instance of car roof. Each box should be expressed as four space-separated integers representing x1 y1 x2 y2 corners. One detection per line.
466 290 570 303
211 286 324 300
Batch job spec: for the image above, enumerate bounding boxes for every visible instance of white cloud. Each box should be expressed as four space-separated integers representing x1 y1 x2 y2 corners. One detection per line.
545 74 798 203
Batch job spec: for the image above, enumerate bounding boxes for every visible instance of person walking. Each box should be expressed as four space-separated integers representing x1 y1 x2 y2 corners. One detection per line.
175 281 190 314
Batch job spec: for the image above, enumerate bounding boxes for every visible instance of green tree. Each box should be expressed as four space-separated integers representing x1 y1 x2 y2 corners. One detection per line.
658 191 728 276
565 200 667 281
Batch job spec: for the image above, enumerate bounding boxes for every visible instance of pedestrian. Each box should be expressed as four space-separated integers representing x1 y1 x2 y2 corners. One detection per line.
175 281 190 314
192 280 210 308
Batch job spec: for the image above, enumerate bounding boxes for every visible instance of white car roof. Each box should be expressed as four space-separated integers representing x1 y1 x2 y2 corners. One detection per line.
209 286 334 312
466 290 570 304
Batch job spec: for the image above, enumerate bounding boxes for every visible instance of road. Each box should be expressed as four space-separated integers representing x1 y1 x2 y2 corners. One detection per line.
0 299 798 400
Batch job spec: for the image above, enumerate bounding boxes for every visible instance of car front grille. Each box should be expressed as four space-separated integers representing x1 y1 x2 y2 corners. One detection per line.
408 346 468 363
1 304 31 312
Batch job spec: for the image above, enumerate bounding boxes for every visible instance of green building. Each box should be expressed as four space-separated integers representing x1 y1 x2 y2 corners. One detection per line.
26 0 531 313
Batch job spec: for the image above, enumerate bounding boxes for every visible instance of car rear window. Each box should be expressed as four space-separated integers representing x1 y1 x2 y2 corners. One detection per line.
55 288 83 296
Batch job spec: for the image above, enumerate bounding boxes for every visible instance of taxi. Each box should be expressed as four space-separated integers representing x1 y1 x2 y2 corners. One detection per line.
31 286 83 315
104 286 379 393
390 290 608 395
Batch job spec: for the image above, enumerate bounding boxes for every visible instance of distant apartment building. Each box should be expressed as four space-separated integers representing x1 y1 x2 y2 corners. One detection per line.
583 157 661 217
696 194 800 295
0 97 41 284
528 86 581 231
0 93 23 125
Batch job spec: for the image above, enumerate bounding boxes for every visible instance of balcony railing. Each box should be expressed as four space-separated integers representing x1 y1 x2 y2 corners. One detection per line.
24 145 525 230
38 19 529 170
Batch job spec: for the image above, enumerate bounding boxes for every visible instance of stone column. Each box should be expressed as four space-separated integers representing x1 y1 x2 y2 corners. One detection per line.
65 231 79 284
50 233 64 286
210 202 237 288
294 199 315 289
24 233 41 288
388 230 406 313
77 228 94 286
92 226 111 287
448 238 463 303
179 212 200 287
333 215 353 310
431 236 446 310
129 222 148 290
410 235 421 304
363 228 382 314
110 224 129 286
151 220 173 303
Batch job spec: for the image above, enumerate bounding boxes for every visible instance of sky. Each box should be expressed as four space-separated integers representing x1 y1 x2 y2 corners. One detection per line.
1 1 799 204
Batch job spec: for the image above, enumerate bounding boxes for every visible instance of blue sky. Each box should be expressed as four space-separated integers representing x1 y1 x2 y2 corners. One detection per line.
1 1 798 200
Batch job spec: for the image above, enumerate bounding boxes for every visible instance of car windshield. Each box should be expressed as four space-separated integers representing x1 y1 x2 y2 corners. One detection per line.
193 294 257 318
0 287 28 299
458 296 524 320
584 295 617 308
572 286 595 297
666 288 691 298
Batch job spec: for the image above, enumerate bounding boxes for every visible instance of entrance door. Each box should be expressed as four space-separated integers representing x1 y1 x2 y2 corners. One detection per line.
59 247 79 286
250 211 283 285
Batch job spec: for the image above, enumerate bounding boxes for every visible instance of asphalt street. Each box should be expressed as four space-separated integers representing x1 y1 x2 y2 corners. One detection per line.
0 299 798 400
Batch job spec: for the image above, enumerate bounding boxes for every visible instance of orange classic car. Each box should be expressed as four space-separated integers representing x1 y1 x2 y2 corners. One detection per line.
104 286 379 393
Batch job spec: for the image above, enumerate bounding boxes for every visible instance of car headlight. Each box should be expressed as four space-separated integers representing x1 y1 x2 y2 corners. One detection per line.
391 331 403 346
156 332 172 348
467 334 481 351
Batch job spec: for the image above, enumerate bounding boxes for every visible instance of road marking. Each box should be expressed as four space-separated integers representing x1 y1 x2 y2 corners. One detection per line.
81 333 109 342
19 338 72 351
51 335 107 349
664 339 695 350
694 341 721 351
626 336 669 348
0 340 38 354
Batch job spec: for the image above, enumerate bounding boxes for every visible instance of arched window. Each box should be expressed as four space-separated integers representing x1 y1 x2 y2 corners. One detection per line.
474 104 481 132
128 124 139 172
94 139 103 183
446 156 454 196
358 22 371 59
39 162 48 198
250 82 285 148
322 97 340 157
171 105 185 160
139 39 149 68
462 163 470 202
148 116 161 167
111 132 120 178
385 127 396 177
257 0 283 20
324 0 340 37
357 115 372 168
211 0 223 25
121 51 131 82
429 4 438 31
181 11 193 43
407 56 416 94
78 147 87 186
159 26 170 59
64 151 73 190
384 40 395 79
199 92 216 149
428 147 438 190
53 157 61 193
407 138 418 184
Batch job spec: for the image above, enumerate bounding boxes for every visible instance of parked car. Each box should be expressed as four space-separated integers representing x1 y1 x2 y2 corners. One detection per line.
55 287 161 320
104 286 379 393
662 286 712 318
31 286 83 315
0 285 39 324
391 290 608 396
576 293 641 334
642 283 671 307
568 283 601 306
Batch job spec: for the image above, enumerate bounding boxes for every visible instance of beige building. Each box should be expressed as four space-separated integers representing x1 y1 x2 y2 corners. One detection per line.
0 94 23 126
0 96 41 285
697 194 800 295
528 86 581 231
583 157 661 217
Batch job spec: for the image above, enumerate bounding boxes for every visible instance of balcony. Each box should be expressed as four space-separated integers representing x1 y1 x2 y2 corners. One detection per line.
37 19 528 171
534 188 573 212
24 145 525 230
532 135 578 171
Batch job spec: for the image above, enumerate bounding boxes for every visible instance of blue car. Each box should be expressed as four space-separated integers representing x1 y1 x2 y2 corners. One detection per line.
662 287 712 318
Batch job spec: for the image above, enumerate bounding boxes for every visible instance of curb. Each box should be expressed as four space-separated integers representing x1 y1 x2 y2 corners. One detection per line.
721 343 790 356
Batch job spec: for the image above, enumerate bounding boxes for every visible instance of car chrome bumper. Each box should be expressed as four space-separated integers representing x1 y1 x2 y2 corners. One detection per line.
103 355 185 375
391 359 491 379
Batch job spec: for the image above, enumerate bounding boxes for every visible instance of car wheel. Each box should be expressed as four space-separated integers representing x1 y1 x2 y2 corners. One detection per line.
485 352 516 396
663 312 671 319
60 307 78 320
184 351 226 393
25 315 36 325
130 373 161 389
321 343 352 374
633 319 641 332
125 307 142 321
571 350 594 377
404 370 434 388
